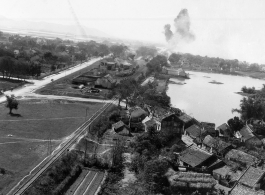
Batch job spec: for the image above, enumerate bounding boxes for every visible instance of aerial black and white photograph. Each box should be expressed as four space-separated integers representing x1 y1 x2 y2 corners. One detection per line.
1 0 265 194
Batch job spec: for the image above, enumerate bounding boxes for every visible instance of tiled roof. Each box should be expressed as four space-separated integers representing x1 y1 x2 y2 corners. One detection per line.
239 125 255 141
225 149 258 166
217 123 229 131
213 165 231 177
186 124 204 139
104 74 116 84
201 122 216 133
230 184 265 195
112 120 125 129
129 107 147 118
144 119 157 127
239 166 265 188
179 145 213 167
203 135 231 152
178 113 193 123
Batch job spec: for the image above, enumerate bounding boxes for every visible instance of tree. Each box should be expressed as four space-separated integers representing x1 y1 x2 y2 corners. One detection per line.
232 97 265 121
227 116 244 133
110 45 128 57
136 46 157 57
146 55 168 75
168 53 182 65
6 95 18 114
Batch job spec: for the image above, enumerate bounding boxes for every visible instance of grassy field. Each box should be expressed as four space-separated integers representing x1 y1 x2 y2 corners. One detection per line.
0 99 103 194
0 77 29 92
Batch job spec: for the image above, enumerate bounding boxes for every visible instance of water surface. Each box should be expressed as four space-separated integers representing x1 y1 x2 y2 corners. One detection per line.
167 71 265 126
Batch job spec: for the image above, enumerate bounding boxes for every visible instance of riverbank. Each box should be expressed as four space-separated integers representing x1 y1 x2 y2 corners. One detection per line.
185 69 265 80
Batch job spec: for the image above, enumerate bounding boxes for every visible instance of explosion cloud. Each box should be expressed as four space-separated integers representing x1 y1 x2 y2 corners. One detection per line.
164 24 173 42
164 9 195 48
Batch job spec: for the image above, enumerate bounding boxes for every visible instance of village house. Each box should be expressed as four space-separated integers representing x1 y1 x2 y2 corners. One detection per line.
99 60 117 71
201 122 216 137
230 166 265 195
213 165 243 187
230 184 265 195
202 135 233 156
179 145 216 168
216 123 232 139
166 169 217 193
111 120 131 136
129 107 147 122
142 107 180 133
14 49 19 57
185 124 205 142
177 113 194 129
95 74 116 89
225 149 259 168
235 124 263 147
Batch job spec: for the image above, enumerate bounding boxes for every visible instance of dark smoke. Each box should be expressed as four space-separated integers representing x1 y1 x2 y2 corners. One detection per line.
164 24 173 42
164 9 195 44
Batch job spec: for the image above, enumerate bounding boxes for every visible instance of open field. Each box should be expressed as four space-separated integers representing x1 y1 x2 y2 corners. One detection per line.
0 99 103 193
0 78 29 92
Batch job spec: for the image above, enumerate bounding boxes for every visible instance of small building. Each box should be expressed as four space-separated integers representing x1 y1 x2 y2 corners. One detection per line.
112 121 131 136
185 124 205 140
230 184 265 195
236 125 262 147
202 135 232 156
95 74 116 89
129 107 147 122
166 169 217 192
99 60 117 71
201 122 216 137
238 166 265 190
177 113 194 129
236 124 255 142
213 165 243 187
225 149 259 167
216 123 232 138
142 117 160 132
179 145 215 168
14 49 19 57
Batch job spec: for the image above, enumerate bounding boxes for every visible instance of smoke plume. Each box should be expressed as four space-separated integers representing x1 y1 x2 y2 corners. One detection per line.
164 24 173 42
164 9 195 49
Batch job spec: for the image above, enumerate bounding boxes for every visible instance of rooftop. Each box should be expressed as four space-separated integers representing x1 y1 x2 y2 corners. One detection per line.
230 184 265 195
225 149 258 166
217 123 230 131
179 145 213 167
203 135 231 152
112 120 125 130
178 113 193 123
185 124 205 139
239 166 265 188
239 125 255 141
201 122 216 134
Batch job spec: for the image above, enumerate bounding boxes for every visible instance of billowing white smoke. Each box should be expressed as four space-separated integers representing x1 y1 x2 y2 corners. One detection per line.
164 9 195 51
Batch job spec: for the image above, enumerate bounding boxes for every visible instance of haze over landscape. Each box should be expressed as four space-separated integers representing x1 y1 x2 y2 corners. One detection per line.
3 1 265 195
1 0 265 63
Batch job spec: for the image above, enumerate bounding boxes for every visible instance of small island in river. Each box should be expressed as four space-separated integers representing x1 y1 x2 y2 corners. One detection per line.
209 80 224 84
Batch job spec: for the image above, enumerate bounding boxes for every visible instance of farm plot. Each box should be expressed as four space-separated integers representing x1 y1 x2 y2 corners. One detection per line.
66 169 105 195
0 99 103 194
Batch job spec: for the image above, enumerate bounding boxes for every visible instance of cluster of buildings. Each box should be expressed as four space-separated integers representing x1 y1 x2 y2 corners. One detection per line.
72 57 141 89
109 100 265 194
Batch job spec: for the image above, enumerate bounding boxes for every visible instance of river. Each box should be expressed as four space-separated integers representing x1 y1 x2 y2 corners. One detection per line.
167 71 265 127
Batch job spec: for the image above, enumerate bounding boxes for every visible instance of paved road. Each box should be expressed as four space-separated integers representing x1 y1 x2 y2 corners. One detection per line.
0 57 102 104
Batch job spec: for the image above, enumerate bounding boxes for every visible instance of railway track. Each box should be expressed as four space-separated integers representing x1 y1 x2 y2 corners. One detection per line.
8 98 117 195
